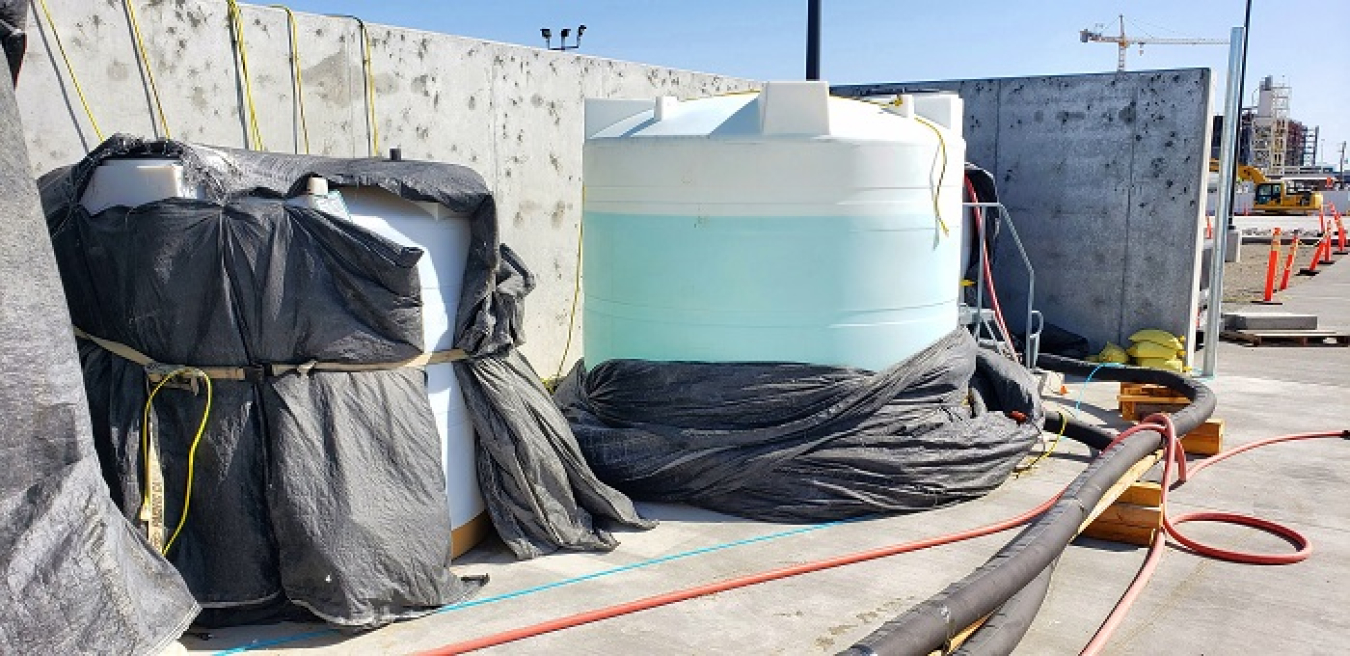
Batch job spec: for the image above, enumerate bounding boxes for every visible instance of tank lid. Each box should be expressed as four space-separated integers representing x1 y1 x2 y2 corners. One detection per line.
585 82 963 142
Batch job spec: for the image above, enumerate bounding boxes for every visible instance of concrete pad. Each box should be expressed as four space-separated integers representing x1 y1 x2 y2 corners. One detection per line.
1223 311 1319 331
183 250 1350 656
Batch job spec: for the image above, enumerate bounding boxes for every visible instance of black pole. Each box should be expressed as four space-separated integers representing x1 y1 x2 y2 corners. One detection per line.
1227 0 1252 229
806 0 820 80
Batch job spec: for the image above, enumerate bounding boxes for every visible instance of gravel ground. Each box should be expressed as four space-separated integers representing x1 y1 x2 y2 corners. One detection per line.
1222 240 1334 302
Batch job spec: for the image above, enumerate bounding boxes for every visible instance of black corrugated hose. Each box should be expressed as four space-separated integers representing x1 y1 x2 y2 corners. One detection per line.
840 354 1215 656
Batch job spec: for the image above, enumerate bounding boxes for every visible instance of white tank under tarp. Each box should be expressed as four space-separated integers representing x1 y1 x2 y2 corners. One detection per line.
582 81 967 371
79 162 487 555
79 158 204 214
294 184 486 555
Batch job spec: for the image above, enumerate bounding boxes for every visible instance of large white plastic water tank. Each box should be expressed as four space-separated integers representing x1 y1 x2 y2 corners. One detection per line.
582 82 967 371
79 161 487 555
334 188 486 556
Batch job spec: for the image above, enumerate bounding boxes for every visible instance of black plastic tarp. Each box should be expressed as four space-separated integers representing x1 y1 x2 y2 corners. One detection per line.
554 329 1042 522
0 60 197 653
0 0 24 83
40 137 650 626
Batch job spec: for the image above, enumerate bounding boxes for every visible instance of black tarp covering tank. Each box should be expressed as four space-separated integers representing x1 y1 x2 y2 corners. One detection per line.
39 136 651 627
0 43 197 655
554 329 1043 522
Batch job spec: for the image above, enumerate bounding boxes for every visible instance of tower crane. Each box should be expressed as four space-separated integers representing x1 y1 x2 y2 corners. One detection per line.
1080 15 1228 72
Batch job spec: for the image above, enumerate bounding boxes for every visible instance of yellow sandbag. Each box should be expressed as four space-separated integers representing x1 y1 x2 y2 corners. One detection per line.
1093 342 1130 364
1128 329 1184 351
1134 357 1184 373
1127 341 1177 360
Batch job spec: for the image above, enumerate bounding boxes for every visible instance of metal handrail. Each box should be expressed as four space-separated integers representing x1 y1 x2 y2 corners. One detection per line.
963 201 1041 369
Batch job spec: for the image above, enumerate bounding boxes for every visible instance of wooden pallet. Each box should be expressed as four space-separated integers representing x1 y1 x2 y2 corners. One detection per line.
1220 329 1350 347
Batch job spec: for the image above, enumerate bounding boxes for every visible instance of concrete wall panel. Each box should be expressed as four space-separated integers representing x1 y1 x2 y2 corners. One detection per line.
18 1 755 371
836 70 1212 356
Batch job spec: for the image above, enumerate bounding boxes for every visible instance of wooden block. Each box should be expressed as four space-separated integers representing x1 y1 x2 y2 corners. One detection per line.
1119 382 1182 398
1081 522 1157 546
1083 502 1163 547
450 511 494 558
1079 450 1163 531
1092 503 1163 528
1117 393 1190 421
1118 393 1190 405
1182 418 1225 456
1117 481 1163 507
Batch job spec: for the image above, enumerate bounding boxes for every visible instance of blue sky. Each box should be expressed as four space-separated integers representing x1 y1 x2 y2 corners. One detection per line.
283 0 1348 167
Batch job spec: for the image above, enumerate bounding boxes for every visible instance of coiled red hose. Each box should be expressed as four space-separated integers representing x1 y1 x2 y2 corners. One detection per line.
1080 423 1342 655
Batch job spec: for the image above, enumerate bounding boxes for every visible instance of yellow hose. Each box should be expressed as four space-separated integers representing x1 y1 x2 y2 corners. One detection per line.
124 0 171 138
35 0 103 142
270 4 309 153
227 0 265 150
141 368 213 556
914 116 951 237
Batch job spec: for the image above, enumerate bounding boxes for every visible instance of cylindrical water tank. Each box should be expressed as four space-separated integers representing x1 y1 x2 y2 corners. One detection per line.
582 82 966 371
334 188 487 557
79 162 487 556
80 158 203 214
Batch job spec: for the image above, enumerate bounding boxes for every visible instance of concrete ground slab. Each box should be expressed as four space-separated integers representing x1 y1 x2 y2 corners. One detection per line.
186 258 1350 656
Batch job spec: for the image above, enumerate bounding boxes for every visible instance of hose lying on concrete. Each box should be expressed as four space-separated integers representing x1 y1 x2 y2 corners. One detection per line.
415 355 1213 656
949 560 1055 656
1043 409 1115 451
841 354 1215 656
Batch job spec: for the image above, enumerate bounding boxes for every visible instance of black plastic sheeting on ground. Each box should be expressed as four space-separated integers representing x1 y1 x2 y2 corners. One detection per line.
39 136 650 628
554 330 1043 522
0 62 197 653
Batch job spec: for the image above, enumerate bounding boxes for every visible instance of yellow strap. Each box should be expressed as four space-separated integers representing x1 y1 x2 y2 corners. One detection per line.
270 4 310 153
74 326 465 379
138 419 167 551
124 0 171 138
267 349 467 376
74 326 153 365
35 0 103 143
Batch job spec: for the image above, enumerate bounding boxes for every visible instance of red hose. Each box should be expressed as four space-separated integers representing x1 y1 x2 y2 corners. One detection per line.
1080 423 1342 655
417 492 1064 655
419 415 1340 654
964 178 1018 360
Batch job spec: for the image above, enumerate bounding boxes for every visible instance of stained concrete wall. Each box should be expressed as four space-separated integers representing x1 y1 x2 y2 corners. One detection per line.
16 0 755 371
838 71 1213 358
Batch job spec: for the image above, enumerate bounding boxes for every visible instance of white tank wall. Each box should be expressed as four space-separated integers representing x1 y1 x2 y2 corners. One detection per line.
16 1 756 374
336 188 481 532
583 88 966 370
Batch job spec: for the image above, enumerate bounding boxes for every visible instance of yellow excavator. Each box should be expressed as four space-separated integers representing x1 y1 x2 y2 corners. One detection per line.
1208 159 1325 215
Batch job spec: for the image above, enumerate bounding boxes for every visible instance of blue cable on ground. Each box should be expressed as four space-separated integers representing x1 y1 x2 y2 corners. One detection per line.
213 517 860 654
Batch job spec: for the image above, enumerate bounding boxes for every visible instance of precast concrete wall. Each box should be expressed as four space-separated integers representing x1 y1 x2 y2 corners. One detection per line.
838 70 1213 360
16 1 754 372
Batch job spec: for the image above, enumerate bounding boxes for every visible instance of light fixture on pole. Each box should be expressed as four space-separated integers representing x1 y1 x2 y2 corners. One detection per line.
541 25 586 51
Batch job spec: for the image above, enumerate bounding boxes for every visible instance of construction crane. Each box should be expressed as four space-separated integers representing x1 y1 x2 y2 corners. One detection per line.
1080 15 1228 72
